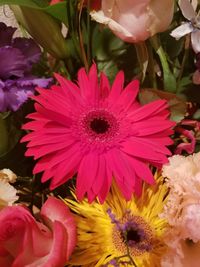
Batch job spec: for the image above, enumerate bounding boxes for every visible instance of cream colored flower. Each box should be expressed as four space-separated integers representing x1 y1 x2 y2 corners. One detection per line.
0 180 18 209
161 152 200 267
161 237 200 267
0 168 17 183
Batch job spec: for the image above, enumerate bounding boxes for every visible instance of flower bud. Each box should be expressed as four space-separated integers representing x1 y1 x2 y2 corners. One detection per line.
91 0 174 43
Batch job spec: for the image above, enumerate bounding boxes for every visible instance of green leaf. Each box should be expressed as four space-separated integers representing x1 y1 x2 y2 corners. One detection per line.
0 0 68 25
41 2 68 25
150 35 177 92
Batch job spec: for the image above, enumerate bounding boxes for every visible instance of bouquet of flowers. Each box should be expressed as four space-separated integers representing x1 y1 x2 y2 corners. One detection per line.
0 0 200 266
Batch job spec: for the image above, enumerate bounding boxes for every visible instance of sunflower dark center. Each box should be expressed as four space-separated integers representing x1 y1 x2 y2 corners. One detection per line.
126 229 141 243
90 118 110 134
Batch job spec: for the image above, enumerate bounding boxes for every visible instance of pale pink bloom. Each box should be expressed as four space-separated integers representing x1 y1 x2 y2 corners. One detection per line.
171 0 200 53
180 202 200 241
161 235 200 267
22 64 174 203
161 152 200 267
0 197 76 267
91 0 174 43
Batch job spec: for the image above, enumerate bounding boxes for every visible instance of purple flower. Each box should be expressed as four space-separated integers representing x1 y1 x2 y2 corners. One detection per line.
0 77 52 112
170 0 200 53
0 22 51 112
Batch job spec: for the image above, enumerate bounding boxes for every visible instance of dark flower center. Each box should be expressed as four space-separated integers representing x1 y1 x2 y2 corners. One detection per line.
80 110 119 145
112 213 155 257
126 229 141 243
90 118 110 134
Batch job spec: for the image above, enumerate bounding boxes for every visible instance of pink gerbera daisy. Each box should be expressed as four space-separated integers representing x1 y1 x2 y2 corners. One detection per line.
22 64 174 203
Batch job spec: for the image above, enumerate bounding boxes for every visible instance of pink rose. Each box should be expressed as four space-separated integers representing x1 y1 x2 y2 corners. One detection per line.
0 197 76 267
91 0 174 43
49 0 63 5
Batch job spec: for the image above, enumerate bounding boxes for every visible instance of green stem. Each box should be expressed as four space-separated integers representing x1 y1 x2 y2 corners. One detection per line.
87 0 91 66
177 35 190 91
78 0 89 71
0 115 9 156
147 40 157 88
134 42 148 83
150 35 176 92
126 244 138 267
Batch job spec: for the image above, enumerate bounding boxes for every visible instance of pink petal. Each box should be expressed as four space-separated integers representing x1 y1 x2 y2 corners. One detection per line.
99 72 110 100
22 121 48 132
76 153 99 201
30 222 68 267
32 90 73 114
112 80 139 112
98 156 113 203
122 138 169 162
129 158 155 185
133 178 143 197
175 128 196 154
107 71 124 103
91 154 106 197
41 197 77 260
34 143 80 173
28 139 75 159
78 64 99 103
107 149 135 200
88 63 99 102
54 73 83 105
133 119 175 136
129 99 168 121
26 134 69 147
34 104 72 127
49 150 81 189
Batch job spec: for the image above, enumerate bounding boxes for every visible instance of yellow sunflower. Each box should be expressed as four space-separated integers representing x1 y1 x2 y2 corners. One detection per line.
65 173 168 267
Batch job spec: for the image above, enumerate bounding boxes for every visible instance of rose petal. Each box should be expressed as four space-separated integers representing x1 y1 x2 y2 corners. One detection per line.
41 197 77 259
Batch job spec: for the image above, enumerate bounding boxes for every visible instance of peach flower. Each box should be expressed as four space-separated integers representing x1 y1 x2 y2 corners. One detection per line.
91 0 174 43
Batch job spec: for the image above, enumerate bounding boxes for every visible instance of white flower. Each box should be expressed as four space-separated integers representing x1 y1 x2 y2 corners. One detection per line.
180 203 200 242
0 180 18 209
161 237 200 267
161 153 200 239
170 0 200 53
0 168 17 183
161 152 200 267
